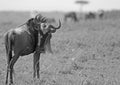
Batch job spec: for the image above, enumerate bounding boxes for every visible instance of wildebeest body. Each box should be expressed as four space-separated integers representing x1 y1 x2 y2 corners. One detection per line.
5 24 39 57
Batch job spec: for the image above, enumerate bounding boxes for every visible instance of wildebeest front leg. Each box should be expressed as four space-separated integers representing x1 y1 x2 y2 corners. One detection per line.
33 51 40 79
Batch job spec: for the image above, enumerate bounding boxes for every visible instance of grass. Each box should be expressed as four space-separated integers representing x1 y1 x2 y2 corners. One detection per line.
0 10 120 85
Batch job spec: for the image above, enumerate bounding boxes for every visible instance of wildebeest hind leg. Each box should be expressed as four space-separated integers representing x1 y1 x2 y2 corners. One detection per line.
9 54 19 85
5 50 12 85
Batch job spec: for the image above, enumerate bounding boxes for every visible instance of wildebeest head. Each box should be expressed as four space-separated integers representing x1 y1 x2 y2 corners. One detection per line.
33 14 47 32
29 14 61 34
27 14 61 54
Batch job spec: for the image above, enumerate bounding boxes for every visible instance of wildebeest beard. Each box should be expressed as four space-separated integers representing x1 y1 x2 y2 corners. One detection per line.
36 32 52 53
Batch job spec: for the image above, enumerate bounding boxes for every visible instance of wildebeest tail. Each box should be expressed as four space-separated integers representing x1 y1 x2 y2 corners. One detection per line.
4 32 12 65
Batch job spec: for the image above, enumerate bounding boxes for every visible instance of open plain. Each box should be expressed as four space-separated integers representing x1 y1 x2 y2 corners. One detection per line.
0 11 120 85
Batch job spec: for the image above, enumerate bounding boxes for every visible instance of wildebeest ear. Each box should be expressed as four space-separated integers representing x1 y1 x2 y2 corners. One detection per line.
27 18 39 30
27 18 35 27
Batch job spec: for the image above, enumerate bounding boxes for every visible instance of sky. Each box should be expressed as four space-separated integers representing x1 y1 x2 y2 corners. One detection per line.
0 0 120 12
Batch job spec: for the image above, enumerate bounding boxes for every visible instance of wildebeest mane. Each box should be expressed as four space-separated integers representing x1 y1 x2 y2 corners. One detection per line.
26 18 38 32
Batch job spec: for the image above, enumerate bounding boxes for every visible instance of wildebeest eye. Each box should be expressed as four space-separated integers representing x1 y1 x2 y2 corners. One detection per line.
43 24 47 28
41 23 47 28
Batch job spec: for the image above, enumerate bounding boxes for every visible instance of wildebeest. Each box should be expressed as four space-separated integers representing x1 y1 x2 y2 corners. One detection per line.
98 10 104 19
64 12 78 22
4 14 61 85
85 12 96 20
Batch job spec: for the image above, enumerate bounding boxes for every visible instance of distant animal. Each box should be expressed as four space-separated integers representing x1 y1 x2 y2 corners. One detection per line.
85 12 96 19
4 14 61 85
98 10 104 19
64 12 78 22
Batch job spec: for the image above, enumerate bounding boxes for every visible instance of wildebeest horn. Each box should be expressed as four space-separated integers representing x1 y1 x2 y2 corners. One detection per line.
49 20 61 29
35 14 47 23
35 14 42 22
41 17 47 23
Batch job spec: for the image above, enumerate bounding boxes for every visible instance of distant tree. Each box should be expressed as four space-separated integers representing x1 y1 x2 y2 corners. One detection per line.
75 0 89 13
